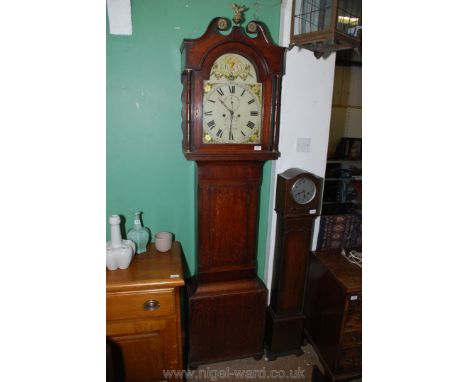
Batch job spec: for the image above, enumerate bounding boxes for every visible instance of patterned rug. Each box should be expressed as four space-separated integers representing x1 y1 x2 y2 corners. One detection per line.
186 343 361 381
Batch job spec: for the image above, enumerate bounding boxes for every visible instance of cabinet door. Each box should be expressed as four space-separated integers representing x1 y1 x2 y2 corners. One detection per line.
110 332 165 382
107 318 181 382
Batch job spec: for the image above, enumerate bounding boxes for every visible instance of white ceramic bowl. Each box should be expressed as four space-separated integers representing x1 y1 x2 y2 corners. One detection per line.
155 232 173 252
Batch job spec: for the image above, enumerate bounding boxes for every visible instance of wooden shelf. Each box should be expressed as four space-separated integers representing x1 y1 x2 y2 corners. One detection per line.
325 176 361 181
327 159 361 164
322 201 361 205
331 104 362 109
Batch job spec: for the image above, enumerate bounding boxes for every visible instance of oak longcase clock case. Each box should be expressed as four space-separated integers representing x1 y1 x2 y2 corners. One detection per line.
265 168 323 360
181 17 286 367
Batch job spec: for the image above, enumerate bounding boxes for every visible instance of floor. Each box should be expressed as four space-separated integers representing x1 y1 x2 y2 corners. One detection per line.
186 343 362 381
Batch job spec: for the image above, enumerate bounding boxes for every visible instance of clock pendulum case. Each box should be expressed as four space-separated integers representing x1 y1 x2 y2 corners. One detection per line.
265 168 323 360
180 16 286 367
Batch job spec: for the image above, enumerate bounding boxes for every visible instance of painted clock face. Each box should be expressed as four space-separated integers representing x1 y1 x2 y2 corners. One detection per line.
202 53 262 144
202 83 261 143
291 177 316 205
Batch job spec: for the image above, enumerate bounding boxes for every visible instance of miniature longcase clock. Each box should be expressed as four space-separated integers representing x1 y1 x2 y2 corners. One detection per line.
265 168 323 360
180 10 285 367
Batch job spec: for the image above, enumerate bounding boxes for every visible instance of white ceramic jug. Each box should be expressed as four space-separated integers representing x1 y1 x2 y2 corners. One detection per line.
106 215 136 270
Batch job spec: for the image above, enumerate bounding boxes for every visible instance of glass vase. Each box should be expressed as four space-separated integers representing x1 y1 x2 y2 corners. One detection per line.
127 211 150 254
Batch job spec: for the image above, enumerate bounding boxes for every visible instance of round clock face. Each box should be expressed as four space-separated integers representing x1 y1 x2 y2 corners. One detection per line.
202 83 262 144
291 177 316 205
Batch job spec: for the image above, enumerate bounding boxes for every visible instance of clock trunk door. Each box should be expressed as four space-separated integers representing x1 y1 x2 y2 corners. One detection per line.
197 161 262 282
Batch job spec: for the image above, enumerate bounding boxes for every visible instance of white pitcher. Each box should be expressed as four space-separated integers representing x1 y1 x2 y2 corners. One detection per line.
106 215 136 270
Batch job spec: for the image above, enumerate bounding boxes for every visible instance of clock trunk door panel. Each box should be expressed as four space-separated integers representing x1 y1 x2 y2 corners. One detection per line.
197 162 261 281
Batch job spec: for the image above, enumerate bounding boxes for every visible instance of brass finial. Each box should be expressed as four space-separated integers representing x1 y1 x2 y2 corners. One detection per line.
232 3 247 25
217 17 229 31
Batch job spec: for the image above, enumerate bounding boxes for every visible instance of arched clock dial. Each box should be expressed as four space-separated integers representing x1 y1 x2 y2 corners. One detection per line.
291 177 317 204
203 82 262 144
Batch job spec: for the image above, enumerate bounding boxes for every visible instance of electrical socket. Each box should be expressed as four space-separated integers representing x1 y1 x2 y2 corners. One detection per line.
296 137 311 152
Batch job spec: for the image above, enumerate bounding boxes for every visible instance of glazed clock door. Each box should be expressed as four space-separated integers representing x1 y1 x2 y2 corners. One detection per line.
291 177 317 205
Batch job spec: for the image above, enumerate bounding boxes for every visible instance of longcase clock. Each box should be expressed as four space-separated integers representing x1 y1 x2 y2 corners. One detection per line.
265 168 323 360
180 16 285 367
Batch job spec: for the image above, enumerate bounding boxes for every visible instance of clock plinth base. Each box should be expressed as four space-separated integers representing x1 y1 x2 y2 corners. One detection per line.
264 306 305 359
187 277 267 367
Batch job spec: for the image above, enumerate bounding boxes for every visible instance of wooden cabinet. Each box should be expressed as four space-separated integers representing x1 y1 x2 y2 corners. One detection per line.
106 242 185 382
304 249 361 382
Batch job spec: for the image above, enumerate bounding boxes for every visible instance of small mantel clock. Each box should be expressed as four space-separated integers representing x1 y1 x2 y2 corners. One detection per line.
181 13 286 368
265 168 323 360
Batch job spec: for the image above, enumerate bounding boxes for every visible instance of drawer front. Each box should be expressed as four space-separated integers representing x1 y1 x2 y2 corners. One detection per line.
347 292 362 311
336 347 361 373
107 289 175 321
340 331 362 349
343 309 362 331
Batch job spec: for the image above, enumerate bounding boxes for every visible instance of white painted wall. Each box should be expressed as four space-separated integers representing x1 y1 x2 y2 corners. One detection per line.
263 0 336 298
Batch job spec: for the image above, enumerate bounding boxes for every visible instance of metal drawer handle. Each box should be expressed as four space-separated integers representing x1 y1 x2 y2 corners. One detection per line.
143 300 160 311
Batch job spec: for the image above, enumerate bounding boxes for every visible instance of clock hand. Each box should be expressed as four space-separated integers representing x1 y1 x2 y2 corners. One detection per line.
229 112 233 139
219 98 234 114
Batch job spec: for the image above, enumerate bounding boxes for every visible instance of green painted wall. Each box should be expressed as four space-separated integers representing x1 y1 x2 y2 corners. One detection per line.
107 0 281 278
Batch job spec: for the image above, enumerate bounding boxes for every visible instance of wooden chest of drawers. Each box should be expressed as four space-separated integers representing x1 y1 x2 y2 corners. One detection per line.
106 242 185 382
303 249 362 381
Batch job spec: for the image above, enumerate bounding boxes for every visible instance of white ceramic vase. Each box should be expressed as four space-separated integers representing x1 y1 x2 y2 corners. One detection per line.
106 215 136 270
